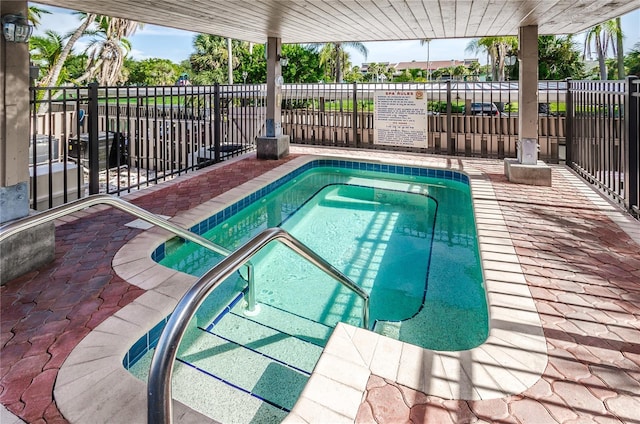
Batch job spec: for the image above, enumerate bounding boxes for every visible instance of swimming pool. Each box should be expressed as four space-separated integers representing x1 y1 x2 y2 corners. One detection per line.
127 159 488 422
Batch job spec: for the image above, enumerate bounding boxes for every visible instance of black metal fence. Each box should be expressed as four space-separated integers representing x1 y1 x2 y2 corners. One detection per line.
29 83 265 210
282 81 567 161
29 79 638 218
566 77 639 218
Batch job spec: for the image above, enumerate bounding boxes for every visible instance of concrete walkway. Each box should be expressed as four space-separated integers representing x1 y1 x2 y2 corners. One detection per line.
1 147 639 423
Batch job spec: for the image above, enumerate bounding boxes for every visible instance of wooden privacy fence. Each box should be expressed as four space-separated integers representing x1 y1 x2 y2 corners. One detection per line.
283 111 568 162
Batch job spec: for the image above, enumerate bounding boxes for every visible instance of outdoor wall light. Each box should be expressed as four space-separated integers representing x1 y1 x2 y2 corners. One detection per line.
2 13 33 43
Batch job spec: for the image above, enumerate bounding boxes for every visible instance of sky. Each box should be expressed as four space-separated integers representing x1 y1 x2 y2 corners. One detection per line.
32 4 640 67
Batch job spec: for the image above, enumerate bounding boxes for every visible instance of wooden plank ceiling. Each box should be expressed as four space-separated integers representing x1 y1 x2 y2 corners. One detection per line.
34 0 640 43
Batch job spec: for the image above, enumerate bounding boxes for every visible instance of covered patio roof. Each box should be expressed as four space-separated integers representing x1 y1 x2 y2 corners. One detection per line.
33 0 640 43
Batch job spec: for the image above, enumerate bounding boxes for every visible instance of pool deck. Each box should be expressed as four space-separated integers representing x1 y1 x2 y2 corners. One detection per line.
2 146 640 423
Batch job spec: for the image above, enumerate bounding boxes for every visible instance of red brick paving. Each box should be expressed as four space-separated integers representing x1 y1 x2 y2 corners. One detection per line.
358 164 640 423
0 155 297 423
2 152 639 423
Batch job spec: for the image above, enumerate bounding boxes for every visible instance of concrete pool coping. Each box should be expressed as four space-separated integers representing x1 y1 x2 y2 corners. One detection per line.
55 152 548 423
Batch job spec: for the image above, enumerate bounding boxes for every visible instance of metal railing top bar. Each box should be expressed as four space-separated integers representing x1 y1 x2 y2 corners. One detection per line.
281 81 567 102
147 226 370 424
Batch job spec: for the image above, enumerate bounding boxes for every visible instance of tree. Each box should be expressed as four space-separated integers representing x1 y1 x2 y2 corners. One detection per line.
190 34 236 84
452 64 468 81
537 35 585 80
76 17 142 85
584 19 622 80
279 44 324 83
126 58 182 86
466 36 518 81
420 39 431 80
615 17 625 79
29 31 65 81
467 61 481 80
625 42 640 76
343 65 365 83
27 6 51 28
40 12 96 87
319 42 368 82
232 43 324 84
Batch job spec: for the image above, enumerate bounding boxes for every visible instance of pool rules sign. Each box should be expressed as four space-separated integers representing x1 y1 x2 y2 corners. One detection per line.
373 90 428 148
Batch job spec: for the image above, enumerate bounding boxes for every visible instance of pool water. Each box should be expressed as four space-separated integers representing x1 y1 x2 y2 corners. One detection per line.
159 166 487 349
257 184 436 327
129 163 488 422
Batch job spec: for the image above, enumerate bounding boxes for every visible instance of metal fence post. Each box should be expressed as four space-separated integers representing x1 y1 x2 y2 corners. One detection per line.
87 82 99 194
565 78 573 165
352 82 358 147
446 80 453 155
624 76 639 214
214 83 221 163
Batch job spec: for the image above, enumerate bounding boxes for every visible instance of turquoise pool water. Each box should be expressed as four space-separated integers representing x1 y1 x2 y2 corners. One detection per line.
157 163 488 350
127 160 488 422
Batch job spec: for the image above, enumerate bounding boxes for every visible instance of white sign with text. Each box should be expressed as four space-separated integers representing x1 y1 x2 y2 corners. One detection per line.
373 90 428 148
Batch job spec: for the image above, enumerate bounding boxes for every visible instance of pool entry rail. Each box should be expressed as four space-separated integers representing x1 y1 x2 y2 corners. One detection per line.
0 194 227 257
147 226 370 424
0 194 370 422
0 194 260 310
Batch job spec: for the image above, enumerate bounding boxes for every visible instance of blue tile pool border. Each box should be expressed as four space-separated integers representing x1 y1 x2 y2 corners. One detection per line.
123 292 246 370
150 159 469 263
128 160 469 370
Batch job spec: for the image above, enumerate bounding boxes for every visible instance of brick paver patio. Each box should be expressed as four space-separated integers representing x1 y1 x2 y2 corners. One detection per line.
1 148 639 423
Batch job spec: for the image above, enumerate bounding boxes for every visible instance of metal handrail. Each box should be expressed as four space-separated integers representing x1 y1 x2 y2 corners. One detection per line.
147 226 370 424
0 194 257 312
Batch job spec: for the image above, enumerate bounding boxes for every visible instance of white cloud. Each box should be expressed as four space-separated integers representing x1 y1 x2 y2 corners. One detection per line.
128 48 149 60
33 7 87 37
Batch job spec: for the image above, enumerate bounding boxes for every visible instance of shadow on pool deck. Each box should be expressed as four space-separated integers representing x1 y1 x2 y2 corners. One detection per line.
1 147 639 423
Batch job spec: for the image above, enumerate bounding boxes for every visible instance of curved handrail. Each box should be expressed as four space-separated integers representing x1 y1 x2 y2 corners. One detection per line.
0 194 260 310
147 226 370 424
0 194 230 257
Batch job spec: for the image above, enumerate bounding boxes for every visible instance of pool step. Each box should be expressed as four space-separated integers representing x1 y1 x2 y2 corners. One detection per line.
373 320 402 339
208 311 324 373
230 301 334 347
170 358 289 423
178 326 310 411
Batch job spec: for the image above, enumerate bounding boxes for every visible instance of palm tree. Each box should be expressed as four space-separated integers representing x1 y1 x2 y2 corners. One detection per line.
538 35 585 80
584 19 622 80
626 42 640 76
466 37 518 81
467 61 481 80
319 42 368 82
615 17 625 79
27 6 51 28
452 65 469 81
40 12 96 88
33 12 95 113
29 31 65 81
76 16 142 85
420 39 431 80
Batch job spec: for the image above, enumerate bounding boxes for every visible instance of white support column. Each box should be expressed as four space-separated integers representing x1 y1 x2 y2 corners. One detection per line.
504 24 551 186
517 25 539 165
0 0 55 285
0 0 30 222
256 36 289 159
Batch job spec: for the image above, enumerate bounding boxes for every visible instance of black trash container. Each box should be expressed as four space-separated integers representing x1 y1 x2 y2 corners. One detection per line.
69 131 128 169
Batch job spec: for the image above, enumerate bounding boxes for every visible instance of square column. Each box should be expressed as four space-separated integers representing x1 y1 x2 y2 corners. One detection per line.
256 36 289 159
518 25 539 165
0 1 55 285
505 24 551 186
1 0 31 222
